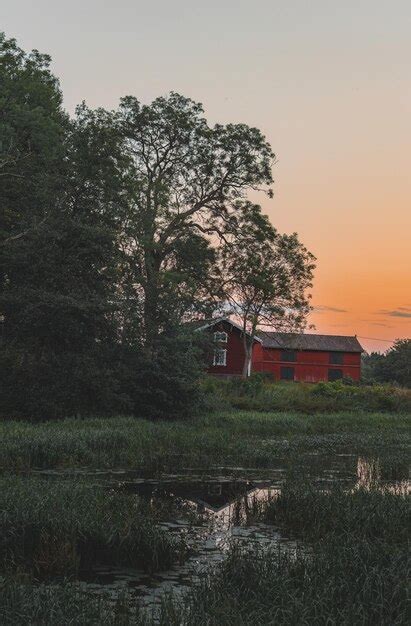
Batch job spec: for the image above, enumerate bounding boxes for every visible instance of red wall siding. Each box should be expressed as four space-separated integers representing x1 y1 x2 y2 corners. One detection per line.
206 321 246 376
344 353 361 366
252 347 361 382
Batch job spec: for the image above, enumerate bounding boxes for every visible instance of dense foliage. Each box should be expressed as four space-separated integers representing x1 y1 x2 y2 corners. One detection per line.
203 375 411 413
363 339 411 387
0 33 316 419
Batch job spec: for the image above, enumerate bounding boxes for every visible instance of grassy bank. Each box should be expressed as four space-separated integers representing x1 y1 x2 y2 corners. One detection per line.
0 410 409 472
203 376 411 414
0 477 184 579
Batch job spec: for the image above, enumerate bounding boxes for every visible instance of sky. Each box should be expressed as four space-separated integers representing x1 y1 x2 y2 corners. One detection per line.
3 0 410 352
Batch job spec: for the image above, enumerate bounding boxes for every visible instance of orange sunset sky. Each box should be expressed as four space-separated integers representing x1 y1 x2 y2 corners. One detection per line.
4 1 410 352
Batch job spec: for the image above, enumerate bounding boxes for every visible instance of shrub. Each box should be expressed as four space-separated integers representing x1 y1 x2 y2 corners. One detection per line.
203 377 411 413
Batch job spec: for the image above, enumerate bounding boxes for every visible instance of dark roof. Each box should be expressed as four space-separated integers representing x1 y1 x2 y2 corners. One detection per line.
257 331 363 353
191 317 263 342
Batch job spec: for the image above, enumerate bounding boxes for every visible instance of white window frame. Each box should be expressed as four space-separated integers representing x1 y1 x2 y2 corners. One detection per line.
213 331 228 343
213 348 227 366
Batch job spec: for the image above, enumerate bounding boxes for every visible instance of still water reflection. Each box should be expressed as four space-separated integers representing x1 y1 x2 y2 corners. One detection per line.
70 455 409 612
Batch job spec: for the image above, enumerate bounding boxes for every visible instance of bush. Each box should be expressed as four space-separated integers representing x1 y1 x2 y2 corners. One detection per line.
0 333 204 421
202 377 411 414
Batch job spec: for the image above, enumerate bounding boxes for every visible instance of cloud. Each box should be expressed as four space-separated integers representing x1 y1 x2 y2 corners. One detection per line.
313 305 348 314
378 308 411 319
360 320 393 327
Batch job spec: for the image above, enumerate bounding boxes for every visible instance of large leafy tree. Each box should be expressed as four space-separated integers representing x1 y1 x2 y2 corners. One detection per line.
220 204 316 376
2 33 300 416
112 93 275 349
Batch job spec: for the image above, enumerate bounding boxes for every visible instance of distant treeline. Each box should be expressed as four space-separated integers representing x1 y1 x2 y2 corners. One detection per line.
362 340 410 388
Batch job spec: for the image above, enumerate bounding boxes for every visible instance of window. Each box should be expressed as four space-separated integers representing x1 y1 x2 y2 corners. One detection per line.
329 352 343 365
213 349 227 366
281 366 295 381
281 349 297 362
214 331 228 343
328 369 343 381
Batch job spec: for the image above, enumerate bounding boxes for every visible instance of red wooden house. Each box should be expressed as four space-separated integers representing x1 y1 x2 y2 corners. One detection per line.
199 318 363 382
196 318 261 377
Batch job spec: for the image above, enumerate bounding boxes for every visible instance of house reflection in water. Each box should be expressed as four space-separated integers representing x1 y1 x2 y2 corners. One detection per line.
121 478 280 528
196 484 281 528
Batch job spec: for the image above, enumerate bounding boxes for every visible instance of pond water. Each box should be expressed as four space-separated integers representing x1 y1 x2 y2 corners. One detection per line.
78 475 291 613
35 454 409 615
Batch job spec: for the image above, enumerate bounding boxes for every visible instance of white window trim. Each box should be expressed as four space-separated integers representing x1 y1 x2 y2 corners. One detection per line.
213 348 227 366
213 331 228 343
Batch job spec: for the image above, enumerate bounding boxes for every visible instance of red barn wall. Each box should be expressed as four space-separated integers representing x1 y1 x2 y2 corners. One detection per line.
252 347 361 382
206 321 246 376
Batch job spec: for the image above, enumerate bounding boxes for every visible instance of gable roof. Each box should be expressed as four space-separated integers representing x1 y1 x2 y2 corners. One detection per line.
257 331 363 353
193 317 263 343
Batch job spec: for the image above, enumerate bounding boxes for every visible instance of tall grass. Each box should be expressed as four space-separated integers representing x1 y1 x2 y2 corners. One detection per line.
3 538 407 625
0 477 184 579
151 539 408 625
0 410 409 471
145 484 410 625
0 582 126 626
263 481 410 543
0 481 408 624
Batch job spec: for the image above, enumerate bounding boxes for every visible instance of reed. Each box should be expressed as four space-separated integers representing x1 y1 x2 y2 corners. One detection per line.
0 410 409 472
0 476 185 579
0 582 123 626
145 483 410 625
150 539 408 625
263 481 410 543
2 532 407 625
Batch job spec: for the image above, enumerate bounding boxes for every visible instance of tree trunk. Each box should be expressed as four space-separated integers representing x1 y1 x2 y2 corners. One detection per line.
143 247 161 354
242 336 253 378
